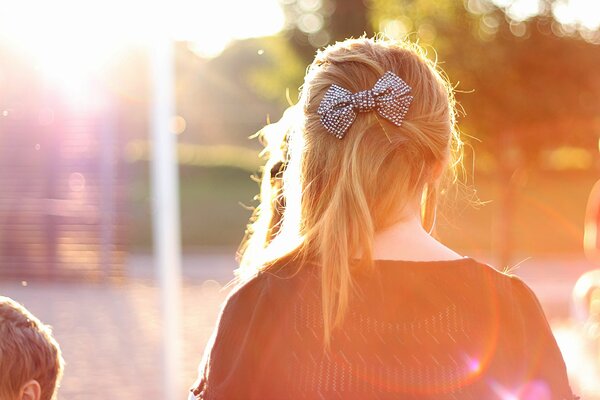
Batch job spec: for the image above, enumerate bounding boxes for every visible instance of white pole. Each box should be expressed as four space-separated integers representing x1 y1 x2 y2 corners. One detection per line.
150 35 183 400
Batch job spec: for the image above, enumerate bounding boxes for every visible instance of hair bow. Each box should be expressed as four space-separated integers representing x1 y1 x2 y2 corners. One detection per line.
317 71 413 139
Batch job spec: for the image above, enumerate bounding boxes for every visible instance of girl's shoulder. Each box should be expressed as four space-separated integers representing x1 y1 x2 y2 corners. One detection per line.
222 262 313 312
465 258 543 302
458 258 546 307
445 256 536 291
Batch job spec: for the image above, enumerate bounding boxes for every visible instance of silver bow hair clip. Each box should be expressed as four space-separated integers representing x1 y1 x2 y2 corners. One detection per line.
317 71 413 139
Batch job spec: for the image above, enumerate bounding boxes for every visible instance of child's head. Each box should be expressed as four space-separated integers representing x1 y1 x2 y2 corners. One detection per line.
0 296 64 400
239 36 462 342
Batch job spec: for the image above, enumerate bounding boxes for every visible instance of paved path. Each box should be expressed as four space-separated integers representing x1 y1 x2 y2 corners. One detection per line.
1 251 236 400
1 251 598 399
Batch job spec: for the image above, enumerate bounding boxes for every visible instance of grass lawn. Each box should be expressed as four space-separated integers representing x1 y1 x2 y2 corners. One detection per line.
128 163 598 259
128 165 258 250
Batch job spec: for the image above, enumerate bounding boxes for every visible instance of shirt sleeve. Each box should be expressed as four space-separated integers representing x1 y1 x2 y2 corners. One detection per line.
510 276 578 400
189 273 273 400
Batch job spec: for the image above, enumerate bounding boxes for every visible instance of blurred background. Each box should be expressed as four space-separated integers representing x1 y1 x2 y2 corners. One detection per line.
1 0 600 398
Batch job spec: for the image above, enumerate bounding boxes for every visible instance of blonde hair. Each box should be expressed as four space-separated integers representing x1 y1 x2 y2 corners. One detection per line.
0 296 64 400
237 36 462 346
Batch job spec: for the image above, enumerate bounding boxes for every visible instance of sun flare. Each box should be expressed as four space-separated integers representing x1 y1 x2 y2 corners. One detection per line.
0 0 284 102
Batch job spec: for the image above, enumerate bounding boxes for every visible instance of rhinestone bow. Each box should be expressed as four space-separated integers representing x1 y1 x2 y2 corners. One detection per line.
317 71 413 139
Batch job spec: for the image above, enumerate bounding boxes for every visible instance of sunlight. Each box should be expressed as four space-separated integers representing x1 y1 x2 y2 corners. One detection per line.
0 0 284 102
263 106 306 261
490 0 600 29
553 0 600 30
0 0 148 107
177 0 286 58
0 0 284 58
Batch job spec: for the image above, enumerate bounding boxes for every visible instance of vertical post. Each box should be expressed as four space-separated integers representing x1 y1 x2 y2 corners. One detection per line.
99 97 115 280
150 36 183 400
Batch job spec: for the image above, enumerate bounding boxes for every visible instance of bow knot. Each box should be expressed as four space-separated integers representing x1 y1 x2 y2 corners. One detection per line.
351 90 377 112
317 71 413 139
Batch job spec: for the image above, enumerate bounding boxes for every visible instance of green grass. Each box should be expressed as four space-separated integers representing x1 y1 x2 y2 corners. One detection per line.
128 163 598 257
128 165 259 250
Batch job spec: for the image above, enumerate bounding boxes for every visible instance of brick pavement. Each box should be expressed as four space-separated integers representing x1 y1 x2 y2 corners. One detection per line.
0 277 230 399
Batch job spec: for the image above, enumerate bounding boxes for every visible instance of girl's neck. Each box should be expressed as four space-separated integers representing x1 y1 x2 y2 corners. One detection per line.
371 214 462 262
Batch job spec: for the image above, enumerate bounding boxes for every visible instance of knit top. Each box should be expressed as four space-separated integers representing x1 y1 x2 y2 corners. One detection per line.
190 257 576 399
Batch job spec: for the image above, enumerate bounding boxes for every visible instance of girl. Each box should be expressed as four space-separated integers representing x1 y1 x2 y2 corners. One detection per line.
190 37 575 400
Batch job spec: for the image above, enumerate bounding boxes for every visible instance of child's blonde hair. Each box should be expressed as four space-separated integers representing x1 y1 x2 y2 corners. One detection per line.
0 296 64 400
237 36 462 346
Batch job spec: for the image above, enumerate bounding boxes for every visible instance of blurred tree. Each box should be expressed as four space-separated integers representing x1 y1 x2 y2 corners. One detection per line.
174 37 304 147
372 0 600 159
280 0 374 60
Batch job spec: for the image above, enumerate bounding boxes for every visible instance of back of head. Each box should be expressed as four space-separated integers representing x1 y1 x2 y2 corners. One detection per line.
0 296 64 400
300 37 459 236
238 36 462 345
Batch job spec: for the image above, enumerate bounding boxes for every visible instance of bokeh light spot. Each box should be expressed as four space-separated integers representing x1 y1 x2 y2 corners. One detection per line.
298 12 324 33
68 172 86 192
510 22 527 37
170 115 187 135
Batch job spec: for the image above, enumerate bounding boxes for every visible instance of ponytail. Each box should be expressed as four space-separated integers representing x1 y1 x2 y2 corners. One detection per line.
237 37 462 346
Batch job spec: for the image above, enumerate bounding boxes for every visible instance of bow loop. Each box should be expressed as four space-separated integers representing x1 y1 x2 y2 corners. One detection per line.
317 71 413 139
317 84 355 139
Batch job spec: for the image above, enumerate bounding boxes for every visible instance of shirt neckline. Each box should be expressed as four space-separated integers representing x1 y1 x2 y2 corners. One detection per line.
371 256 474 265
